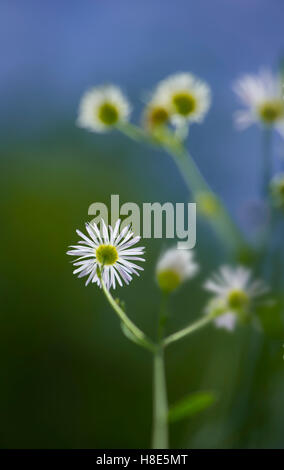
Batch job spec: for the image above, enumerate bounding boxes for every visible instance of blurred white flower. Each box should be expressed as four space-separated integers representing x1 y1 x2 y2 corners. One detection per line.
204 266 268 331
67 219 144 289
142 96 170 131
156 247 199 293
153 72 211 125
77 85 131 133
270 173 284 209
233 69 284 136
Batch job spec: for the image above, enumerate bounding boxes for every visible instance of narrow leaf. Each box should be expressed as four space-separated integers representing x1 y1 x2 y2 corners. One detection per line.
121 322 143 347
168 391 216 423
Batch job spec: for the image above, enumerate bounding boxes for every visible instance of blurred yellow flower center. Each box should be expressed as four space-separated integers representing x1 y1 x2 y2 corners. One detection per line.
98 102 119 125
172 92 196 116
197 192 219 217
258 100 284 124
148 106 169 127
227 289 248 310
96 244 118 265
157 269 181 293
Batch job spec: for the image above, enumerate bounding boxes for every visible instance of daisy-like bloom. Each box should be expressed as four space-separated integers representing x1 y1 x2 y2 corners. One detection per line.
270 173 284 209
233 69 284 136
204 266 268 331
153 73 211 125
77 85 131 133
156 247 199 294
67 219 145 289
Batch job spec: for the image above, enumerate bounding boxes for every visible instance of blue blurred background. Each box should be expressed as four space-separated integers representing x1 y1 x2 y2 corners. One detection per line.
1 0 284 448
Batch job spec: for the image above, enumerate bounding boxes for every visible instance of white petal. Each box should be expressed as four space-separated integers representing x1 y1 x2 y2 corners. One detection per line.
76 229 94 246
214 312 236 331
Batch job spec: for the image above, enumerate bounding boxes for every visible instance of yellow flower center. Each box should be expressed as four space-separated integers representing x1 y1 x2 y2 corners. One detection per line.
172 92 196 116
227 289 249 310
258 100 284 124
96 244 118 265
157 269 181 293
98 102 119 125
148 106 169 127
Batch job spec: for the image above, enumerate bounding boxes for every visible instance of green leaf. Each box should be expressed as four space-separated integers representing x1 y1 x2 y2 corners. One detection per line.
120 322 143 347
168 391 216 423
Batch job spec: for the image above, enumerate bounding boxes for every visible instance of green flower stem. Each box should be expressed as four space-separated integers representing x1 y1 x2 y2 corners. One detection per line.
163 314 214 348
152 293 169 449
157 292 169 341
116 121 157 146
100 277 155 353
261 126 272 198
164 141 245 253
117 122 247 255
152 347 169 449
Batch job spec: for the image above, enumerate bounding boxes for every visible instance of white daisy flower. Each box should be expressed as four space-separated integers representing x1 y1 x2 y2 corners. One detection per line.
204 266 268 331
156 247 199 293
270 173 284 209
67 219 145 289
77 85 131 133
233 69 284 136
153 72 211 125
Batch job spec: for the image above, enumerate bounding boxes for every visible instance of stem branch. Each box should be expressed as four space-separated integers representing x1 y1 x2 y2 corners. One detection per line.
118 122 247 255
164 140 245 254
100 277 155 353
163 314 214 348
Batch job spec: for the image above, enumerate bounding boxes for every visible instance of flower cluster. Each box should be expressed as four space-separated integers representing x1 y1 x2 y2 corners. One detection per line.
143 73 211 131
67 216 268 333
77 72 211 136
70 67 279 338
155 247 268 331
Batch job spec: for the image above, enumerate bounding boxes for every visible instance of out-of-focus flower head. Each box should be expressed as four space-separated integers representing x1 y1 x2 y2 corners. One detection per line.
204 265 268 331
156 247 199 294
233 69 284 136
77 85 131 133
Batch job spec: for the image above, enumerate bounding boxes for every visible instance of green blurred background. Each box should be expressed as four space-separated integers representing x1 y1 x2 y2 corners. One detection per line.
1 0 284 448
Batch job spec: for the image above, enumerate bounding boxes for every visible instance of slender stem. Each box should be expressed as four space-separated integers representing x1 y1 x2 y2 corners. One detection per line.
152 294 169 449
261 126 272 198
164 141 246 254
157 292 169 341
258 127 274 271
118 122 247 255
163 314 214 348
116 122 157 146
152 348 169 449
100 277 155 353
